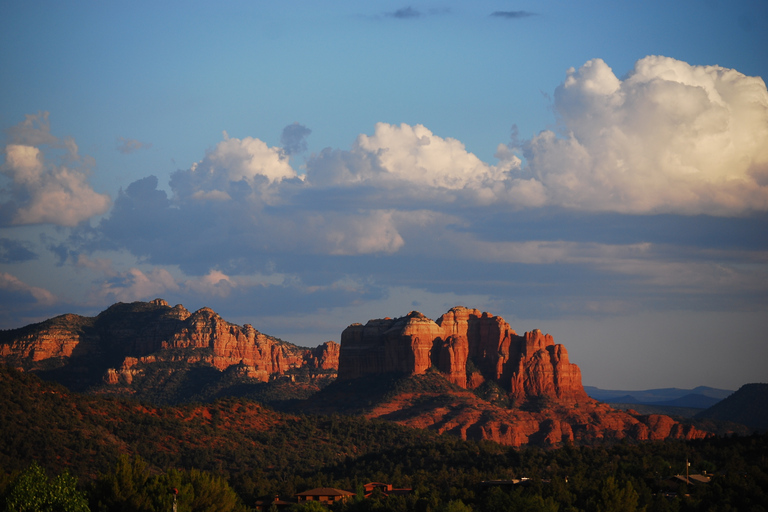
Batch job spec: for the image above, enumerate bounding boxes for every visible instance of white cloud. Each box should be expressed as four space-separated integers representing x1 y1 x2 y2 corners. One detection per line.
352 122 520 190
1 114 111 226
11 164 112 226
3 145 44 184
187 132 296 186
522 56 768 215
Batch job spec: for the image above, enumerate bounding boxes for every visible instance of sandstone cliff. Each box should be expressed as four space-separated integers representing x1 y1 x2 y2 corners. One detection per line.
331 307 710 447
339 306 588 404
0 299 339 389
1 301 712 448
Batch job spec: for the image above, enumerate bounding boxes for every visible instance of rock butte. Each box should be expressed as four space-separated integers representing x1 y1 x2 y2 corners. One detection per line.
339 306 588 404
336 307 710 446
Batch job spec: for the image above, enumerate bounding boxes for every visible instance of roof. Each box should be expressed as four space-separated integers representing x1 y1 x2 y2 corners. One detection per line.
672 474 711 484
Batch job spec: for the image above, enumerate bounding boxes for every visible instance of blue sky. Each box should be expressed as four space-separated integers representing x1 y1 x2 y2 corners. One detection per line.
1 0 767 390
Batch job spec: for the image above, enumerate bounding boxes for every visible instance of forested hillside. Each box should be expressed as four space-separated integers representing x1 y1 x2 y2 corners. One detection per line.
2 367 767 511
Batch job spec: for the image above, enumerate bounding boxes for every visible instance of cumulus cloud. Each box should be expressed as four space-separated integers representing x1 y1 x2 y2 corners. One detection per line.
42 55 765 330
307 122 521 200
299 57 768 216
521 56 768 215
1 113 111 226
195 131 297 184
169 132 299 205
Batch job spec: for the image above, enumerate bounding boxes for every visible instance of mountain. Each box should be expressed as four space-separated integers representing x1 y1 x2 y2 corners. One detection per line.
290 306 710 447
585 385 734 406
695 383 768 431
649 393 724 409
1 300 712 448
0 299 338 402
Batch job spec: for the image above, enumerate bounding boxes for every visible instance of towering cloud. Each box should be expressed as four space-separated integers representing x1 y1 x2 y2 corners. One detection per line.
522 56 768 215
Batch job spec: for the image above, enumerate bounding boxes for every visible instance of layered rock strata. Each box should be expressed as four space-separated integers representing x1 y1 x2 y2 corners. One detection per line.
339 306 589 403
0 299 339 385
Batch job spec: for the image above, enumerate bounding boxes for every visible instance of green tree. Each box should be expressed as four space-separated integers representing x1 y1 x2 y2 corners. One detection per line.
440 500 472 512
2 462 89 512
91 454 152 512
143 468 247 512
592 476 641 512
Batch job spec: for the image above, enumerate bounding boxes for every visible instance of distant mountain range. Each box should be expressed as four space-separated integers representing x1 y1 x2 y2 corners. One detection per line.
584 385 734 408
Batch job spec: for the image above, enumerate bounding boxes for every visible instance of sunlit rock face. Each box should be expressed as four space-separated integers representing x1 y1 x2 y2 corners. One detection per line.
336 306 710 447
339 306 589 403
0 299 340 385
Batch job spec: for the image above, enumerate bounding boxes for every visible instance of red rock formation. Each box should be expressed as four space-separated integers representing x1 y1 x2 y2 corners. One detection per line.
307 341 341 371
434 335 469 388
359 376 710 448
0 314 100 363
338 312 443 380
338 306 589 404
0 299 339 385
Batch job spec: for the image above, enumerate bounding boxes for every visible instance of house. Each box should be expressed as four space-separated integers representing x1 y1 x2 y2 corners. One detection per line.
295 487 355 505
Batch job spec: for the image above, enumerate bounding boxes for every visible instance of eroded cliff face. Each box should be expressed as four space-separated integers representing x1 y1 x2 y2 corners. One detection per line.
0 299 339 386
339 306 589 404
332 306 712 446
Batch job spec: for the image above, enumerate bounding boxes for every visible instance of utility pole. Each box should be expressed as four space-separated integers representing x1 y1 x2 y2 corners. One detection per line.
686 458 690 484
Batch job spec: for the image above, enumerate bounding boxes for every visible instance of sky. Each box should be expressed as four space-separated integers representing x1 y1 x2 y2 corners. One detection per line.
1 0 767 391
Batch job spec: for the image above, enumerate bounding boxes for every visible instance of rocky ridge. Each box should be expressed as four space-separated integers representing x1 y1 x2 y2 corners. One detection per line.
0 300 712 447
0 299 339 391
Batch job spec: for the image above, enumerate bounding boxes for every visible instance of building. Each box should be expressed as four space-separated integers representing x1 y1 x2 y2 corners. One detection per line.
295 487 356 505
